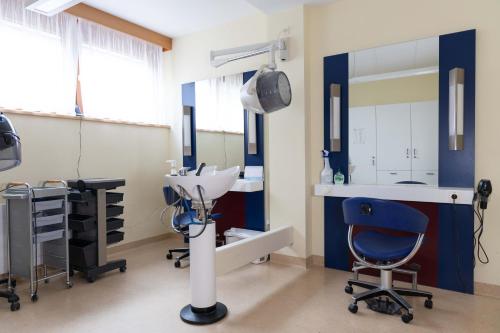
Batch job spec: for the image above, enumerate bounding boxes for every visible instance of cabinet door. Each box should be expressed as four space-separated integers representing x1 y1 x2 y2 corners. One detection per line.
411 170 438 185
376 103 412 170
411 101 439 171
349 106 377 184
377 171 412 185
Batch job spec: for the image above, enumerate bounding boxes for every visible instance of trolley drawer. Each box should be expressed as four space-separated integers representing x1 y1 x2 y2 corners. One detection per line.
34 199 64 212
36 228 65 243
69 239 96 269
106 205 124 217
68 214 96 232
107 218 124 231
35 213 64 227
107 231 124 245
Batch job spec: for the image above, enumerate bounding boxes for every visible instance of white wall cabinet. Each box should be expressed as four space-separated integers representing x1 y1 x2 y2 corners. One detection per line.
349 106 377 184
349 101 438 186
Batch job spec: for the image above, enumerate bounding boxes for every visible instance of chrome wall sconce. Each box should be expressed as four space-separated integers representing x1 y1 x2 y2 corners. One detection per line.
449 67 464 151
182 106 192 156
247 111 257 155
329 83 341 152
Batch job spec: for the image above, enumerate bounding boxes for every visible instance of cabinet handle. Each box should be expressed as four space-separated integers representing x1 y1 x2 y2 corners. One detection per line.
390 172 398 175
413 148 417 159
406 148 410 158
371 156 375 166
426 172 435 175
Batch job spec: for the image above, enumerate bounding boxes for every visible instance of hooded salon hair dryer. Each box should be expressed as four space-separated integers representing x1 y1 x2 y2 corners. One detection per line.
0 113 21 171
477 179 492 209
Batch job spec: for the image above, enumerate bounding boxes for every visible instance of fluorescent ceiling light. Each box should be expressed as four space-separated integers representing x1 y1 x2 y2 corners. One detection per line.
349 66 439 84
25 0 83 16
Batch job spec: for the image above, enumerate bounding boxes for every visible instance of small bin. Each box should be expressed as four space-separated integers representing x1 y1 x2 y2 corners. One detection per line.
69 239 97 269
107 218 124 231
224 228 268 264
106 205 124 217
68 214 96 232
107 231 124 245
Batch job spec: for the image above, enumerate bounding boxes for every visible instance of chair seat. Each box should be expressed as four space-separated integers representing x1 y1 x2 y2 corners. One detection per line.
353 231 419 262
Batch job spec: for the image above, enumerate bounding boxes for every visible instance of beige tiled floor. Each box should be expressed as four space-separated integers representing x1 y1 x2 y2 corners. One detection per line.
1 238 500 333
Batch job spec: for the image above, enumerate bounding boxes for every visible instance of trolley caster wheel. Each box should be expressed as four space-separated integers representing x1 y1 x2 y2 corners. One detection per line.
401 313 413 324
44 279 50 284
166 253 173 260
10 302 20 312
345 285 353 294
424 299 433 309
66 282 73 289
348 303 358 314
31 294 38 303
174 261 181 268
119 266 127 273
86 276 96 283
10 280 16 288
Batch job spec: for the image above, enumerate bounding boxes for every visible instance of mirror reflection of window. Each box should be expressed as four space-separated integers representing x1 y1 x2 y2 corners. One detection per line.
195 73 245 171
348 37 439 186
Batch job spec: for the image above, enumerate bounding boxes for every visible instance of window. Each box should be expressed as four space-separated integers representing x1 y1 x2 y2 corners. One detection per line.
0 0 166 125
78 19 165 125
195 74 244 133
0 0 78 115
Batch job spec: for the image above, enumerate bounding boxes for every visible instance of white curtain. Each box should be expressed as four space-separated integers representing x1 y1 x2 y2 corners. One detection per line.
78 19 165 125
0 0 79 115
195 73 244 133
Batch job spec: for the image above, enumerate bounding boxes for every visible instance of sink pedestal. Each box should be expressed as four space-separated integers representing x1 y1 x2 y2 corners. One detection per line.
180 221 227 325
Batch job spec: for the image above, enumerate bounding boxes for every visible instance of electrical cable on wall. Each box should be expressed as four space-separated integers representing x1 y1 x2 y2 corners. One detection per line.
76 114 83 178
472 179 492 267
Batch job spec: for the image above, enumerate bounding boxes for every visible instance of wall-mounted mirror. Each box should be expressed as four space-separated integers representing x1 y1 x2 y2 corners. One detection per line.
348 36 439 186
194 73 245 170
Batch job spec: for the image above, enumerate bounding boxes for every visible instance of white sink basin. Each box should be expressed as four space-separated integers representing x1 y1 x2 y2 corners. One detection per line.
165 166 240 202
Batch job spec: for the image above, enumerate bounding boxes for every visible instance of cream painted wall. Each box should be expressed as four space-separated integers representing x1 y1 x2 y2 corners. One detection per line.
349 73 438 107
168 7 309 258
0 113 170 245
196 130 244 170
306 0 500 286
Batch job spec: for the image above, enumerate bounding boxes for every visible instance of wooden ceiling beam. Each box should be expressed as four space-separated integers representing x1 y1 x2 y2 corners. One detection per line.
65 3 172 51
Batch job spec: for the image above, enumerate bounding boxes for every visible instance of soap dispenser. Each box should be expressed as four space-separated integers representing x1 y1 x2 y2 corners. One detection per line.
166 160 177 176
320 150 333 184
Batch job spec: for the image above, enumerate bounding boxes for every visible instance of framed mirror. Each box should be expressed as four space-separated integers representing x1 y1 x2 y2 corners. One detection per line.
194 73 245 171
348 36 439 186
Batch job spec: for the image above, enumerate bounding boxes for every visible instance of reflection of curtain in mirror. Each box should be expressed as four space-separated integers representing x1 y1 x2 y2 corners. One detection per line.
195 73 244 133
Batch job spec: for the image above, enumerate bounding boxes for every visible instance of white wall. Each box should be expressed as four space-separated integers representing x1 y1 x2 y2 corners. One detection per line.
306 0 500 286
0 113 170 247
168 7 310 258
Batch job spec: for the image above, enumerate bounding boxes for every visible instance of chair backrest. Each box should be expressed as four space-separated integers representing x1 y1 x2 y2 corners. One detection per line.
342 197 429 234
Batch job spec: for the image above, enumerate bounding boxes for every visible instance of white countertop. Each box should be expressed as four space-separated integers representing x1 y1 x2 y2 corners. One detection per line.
230 179 264 193
314 183 474 205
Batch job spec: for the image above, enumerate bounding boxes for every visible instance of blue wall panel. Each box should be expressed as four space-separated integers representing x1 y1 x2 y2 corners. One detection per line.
323 53 350 271
182 82 197 170
438 30 476 188
243 70 266 231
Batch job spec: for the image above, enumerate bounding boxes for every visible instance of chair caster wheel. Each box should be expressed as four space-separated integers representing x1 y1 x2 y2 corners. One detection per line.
174 261 181 268
44 279 50 284
345 285 353 294
120 266 127 273
348 303 358 314
31 294 38 303
166 253 173 260
401 313 413 323
86 276 96 283
10 302 20 311
425 299 433 309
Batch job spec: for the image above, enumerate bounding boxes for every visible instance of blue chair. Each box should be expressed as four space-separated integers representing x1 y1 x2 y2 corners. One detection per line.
342 197 433 324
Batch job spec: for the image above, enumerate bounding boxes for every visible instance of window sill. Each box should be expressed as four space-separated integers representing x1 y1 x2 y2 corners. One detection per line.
0 108 171 129
196 128 243 135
